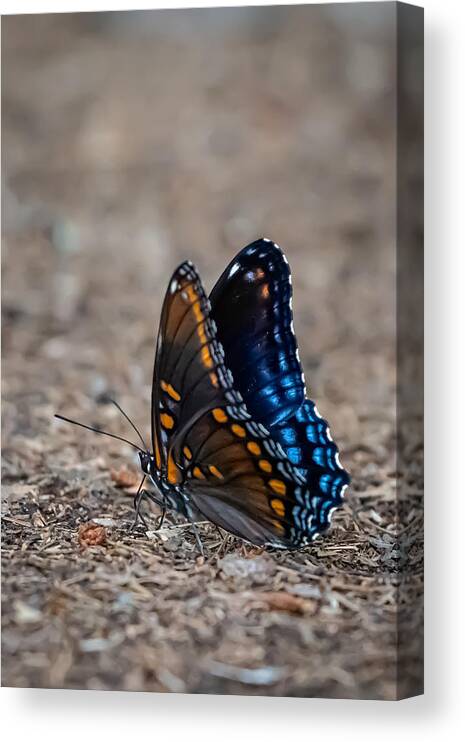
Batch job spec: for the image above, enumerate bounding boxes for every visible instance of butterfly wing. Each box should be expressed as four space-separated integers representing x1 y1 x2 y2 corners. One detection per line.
271 399 350 529
209 238 350 516
209 239 305 428
151 261 230 486
152 260 345 547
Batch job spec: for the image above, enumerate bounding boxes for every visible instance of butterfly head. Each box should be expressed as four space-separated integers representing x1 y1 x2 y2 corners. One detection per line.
138 450 154 477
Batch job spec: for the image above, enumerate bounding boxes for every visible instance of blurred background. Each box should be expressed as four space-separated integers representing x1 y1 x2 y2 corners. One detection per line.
2 5 423 698
3 3 399 424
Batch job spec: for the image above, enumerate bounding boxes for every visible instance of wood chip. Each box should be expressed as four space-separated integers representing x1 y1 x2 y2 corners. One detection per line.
255 591 311 614
110 466 139 489
78 523 107 547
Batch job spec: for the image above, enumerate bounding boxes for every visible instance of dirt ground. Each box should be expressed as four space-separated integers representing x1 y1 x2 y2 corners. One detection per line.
1 7 423 699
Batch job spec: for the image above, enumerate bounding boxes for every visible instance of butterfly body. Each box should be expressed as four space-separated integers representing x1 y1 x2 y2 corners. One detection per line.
142 240 350 549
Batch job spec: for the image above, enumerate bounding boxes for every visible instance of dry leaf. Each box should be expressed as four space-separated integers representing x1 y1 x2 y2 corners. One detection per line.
257 591 309 614
78 522 107 547
110 466 138 489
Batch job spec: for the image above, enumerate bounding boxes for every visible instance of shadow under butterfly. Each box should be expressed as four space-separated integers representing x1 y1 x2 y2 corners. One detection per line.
56 239 350 550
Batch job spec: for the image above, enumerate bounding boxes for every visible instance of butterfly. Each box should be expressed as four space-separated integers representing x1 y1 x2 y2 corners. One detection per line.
56 239 349 549
135 238 350 548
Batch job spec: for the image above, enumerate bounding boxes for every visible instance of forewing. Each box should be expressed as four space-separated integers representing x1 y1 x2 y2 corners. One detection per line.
209 239 305 428
151 261 229 482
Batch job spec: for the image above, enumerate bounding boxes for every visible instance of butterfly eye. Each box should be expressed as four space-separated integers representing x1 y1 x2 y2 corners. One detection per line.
138 451 151 474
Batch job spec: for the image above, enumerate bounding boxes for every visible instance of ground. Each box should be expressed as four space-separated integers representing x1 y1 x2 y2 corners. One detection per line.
2 7 423 699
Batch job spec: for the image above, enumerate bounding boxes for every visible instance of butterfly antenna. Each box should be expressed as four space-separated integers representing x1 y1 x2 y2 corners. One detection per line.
108 398 148 451
54 413 145 453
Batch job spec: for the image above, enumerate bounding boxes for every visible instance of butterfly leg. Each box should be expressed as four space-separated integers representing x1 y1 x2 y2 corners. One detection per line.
131 493 150 530
154 496 167 531
131 476 166 531
130 475 148 530
141 489 168 530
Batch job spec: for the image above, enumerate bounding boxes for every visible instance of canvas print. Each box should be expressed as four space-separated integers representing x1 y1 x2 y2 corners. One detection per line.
1 3 424 699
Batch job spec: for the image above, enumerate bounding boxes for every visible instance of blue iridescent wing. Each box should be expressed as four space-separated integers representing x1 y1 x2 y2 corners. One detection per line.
209 238 305 428
209 239 350 525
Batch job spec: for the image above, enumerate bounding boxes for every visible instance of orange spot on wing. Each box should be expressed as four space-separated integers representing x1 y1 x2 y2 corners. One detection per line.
269 479 286 496
247 441 261 456
231 424 246 438
185 284 214 369
209 372 219 387
193 466 205 480
183 446 192 460
201 345 214 369
161 380 181 402
270 498 285 517
208 465 223 479
154 437 161 470
259 459 272 473
212 408 228 423
167 453 181 484
261 284 270 299
160 413 175 430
